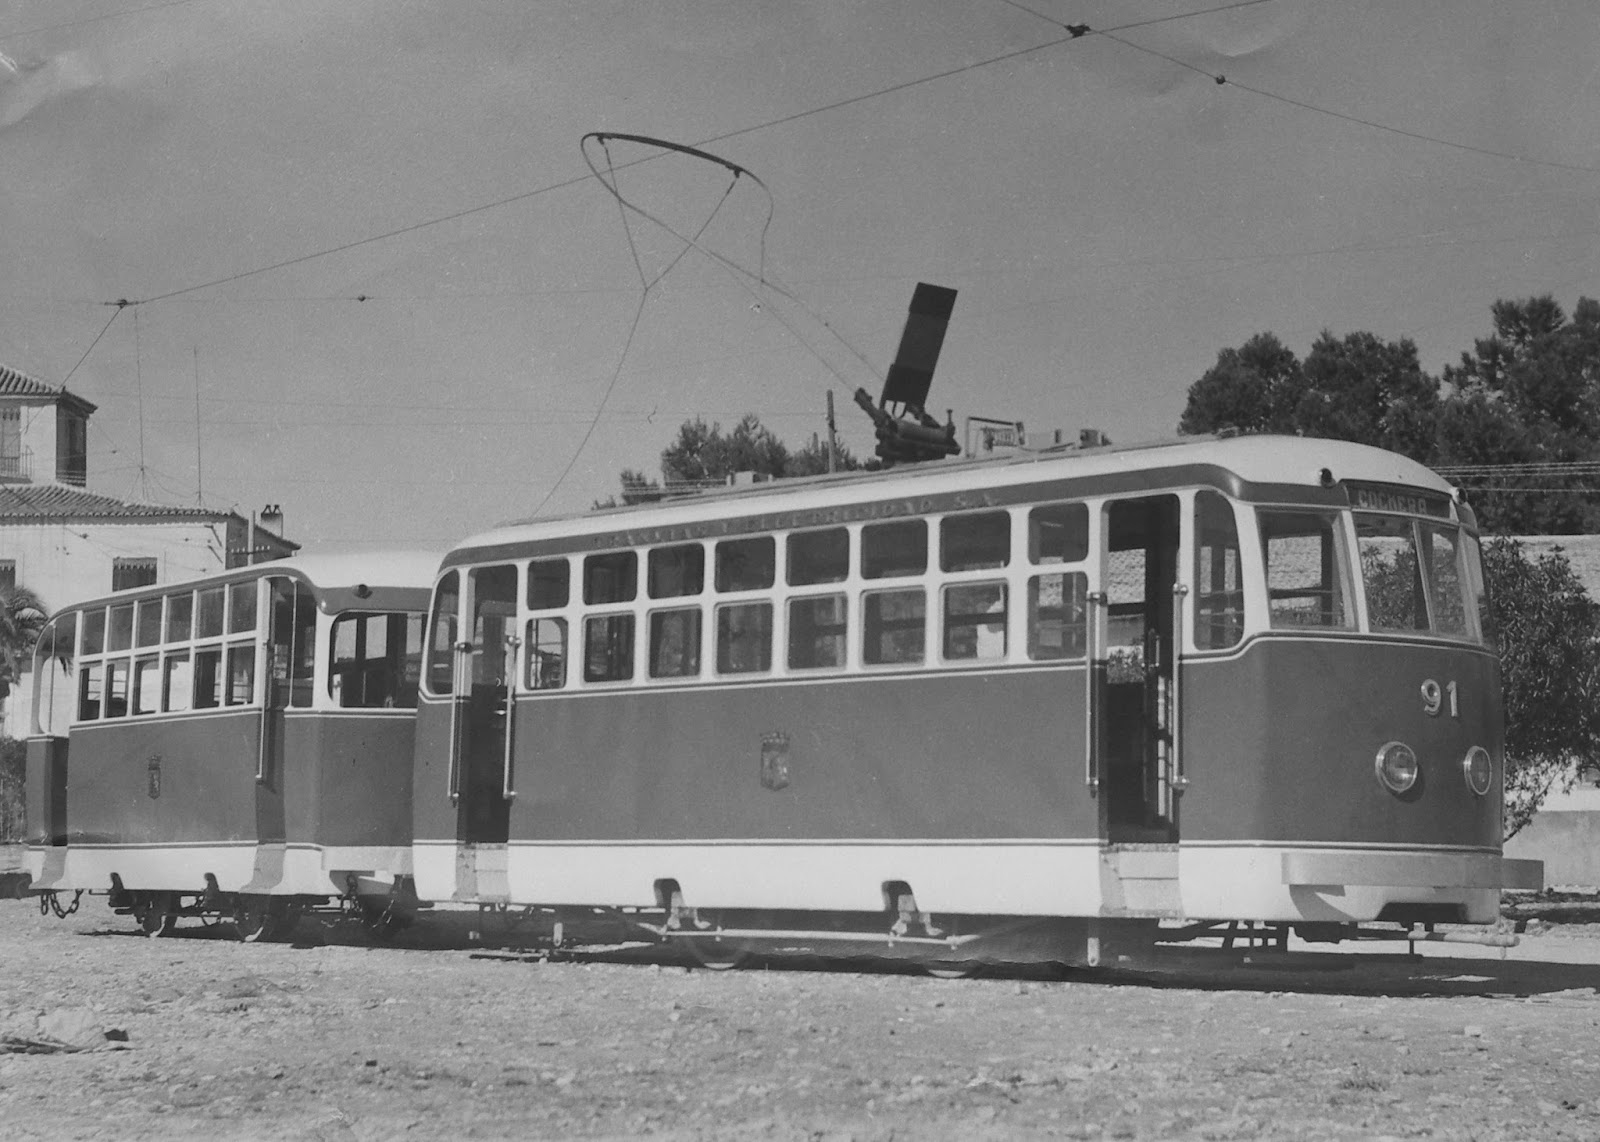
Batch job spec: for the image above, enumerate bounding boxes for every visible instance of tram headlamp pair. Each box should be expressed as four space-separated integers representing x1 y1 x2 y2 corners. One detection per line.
1373 742 1494 797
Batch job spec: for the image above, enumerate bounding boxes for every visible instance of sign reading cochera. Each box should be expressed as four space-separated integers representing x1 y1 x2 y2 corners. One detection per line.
1343 481 1453 519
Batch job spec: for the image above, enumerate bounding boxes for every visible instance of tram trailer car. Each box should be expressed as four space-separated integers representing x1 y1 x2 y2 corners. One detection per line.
23 553 437 938
414 434 1541 967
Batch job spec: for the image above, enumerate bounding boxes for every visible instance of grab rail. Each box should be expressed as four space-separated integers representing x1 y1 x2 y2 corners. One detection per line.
501 634 521 800
1085 591 1106 793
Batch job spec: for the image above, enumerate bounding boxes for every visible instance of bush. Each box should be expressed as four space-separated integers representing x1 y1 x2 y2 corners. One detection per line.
0 736 22 844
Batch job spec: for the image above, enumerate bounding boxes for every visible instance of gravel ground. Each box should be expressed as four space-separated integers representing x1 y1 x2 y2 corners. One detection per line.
4 896 1600 1141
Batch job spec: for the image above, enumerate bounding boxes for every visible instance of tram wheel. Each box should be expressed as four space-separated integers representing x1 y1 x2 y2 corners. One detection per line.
924 961 981 980
136 893 177 938
233 896 295 943
684 937 749 972
359 900 407 943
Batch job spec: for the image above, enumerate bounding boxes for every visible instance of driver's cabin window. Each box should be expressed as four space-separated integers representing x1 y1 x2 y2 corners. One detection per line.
330 612 425 708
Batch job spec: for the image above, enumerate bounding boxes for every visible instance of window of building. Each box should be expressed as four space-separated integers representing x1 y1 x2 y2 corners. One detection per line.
862 520 927 579
0 559 14 593
57 409 88 486
112 557 158 592
0 408 20 478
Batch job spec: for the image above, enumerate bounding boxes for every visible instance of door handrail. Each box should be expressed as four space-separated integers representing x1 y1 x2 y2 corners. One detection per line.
447 639 471 805
1171 583 1189 793
1085 590 1106 793
501 634 521 800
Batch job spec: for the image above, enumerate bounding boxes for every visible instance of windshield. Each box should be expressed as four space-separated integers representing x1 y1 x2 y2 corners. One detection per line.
1354 513 1483 642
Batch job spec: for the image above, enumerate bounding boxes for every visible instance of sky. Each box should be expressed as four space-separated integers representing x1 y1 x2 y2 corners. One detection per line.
0 0 1596 553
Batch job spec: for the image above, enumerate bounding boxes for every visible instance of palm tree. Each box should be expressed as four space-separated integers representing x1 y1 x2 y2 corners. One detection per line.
0 584 47 707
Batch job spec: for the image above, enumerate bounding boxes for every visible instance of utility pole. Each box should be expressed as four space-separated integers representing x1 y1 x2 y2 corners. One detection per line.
825 390 840 473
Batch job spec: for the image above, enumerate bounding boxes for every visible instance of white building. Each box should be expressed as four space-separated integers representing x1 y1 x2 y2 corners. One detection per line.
0 363 295 736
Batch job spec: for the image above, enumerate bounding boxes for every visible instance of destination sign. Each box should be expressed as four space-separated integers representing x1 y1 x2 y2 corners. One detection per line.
1343 481 1453 519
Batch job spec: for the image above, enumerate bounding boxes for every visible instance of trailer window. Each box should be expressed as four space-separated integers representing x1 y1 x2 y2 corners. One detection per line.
132 657 160 715
164 652 193 713
649 545 704 599
715 537 775 593
789 594 848 670
196 587 225 639
943 582 1007 661
1355 514 1427 633
1259 510 1354 630
787 528 848 586
526 618 567 690
228 581 258 634
469 565 518 689
77 663 104 721
527 559 569 610
104 660 130 718
584 614 635 682
135 598 162 648
716 602 772 674
584 551 637 605
81 608 106 656
1194 491 1244 649
425 570 460 695
1030 503 1089 564
941 511 1010 572
649 608 702 678
1027 572 1087 660
194 648 223 709
225 644 255 705
862 520 927 579
107 604 133 652
330 612 425 708
863 588 925 665
165 592 193 643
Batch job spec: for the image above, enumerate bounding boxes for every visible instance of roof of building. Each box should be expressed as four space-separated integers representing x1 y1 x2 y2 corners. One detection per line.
0 363 97 415
0 483 296 553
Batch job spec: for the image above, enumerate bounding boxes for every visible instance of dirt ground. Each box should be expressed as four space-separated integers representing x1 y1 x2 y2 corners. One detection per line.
4 896 1600 1142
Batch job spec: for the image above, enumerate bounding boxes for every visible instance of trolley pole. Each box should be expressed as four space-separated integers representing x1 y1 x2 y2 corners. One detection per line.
826 390 840 473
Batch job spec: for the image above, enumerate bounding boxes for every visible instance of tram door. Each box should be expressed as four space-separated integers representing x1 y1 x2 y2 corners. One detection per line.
1095 496 1181 844
448 565 517 852
260 578 315 854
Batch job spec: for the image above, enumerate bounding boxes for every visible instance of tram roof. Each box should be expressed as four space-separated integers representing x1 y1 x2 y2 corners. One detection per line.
457 434 1456 557
52 549 440 617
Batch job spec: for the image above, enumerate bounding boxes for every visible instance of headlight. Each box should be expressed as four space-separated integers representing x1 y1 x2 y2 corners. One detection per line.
1375 741 1419 794
1462 746 1493 796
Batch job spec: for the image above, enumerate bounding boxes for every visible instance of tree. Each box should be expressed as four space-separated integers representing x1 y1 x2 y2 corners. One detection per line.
0 584 47 705
1482 538 1600 838
1177 332 1303 437
598 414 861 507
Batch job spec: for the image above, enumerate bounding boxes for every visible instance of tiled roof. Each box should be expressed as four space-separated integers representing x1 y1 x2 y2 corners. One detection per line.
0 363 97 414
0 483 237 523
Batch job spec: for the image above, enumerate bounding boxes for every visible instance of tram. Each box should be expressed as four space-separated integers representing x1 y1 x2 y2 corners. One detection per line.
23 553 436 938
414 433 1540 966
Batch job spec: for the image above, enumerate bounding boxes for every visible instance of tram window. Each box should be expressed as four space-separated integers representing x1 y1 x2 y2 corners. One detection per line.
789 594 848 670
425 571 460 695
193 648 223 709
716 537 775 593
77 663 104 721
1260 511 1354 630
81 607 106 656
1194 491 1245 649
941 512 1010 573
163 652 193 713
716 602 772 674
103 660 130 719
584 614 635 683
863 588 925 665
132 657 160 715
1355 514 1427 634
196 587 225 639
649 545 704 599
787 528 848 586
649 608 702 678
270 579 318 709
107 604 133 653
228 581 258 635
165 592 193 644
135 598 163 648
527 559 570 610
1420 523 1473 639
862 520 927 579
584 552 637 605
943 582 1007 661
469 565 519 689
1030 503 1089 564
330 612 425 708
1464 535 1492 646
1028 572 1088 660
34 613 77 735
526 618 567 690
225 643 256 706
